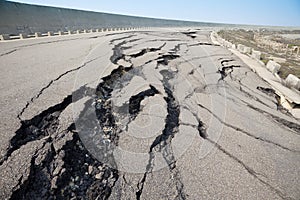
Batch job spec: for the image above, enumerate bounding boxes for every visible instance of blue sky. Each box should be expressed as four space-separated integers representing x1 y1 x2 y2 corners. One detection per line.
10 0 300 26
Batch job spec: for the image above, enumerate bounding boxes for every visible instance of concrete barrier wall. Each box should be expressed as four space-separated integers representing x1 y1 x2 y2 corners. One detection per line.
0 1 220 35
251 50 262 60
266 60 281 74
285 74 300 90
237 44 252 54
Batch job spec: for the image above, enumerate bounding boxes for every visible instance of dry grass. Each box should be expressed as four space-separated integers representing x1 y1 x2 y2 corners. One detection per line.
278 62 300 79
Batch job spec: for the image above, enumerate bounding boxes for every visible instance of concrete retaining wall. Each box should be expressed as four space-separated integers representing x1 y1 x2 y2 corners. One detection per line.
237 44 245 52
243 46 252 54
0 1 219 35
251 50 262 60
266 60 281 74
285 74 300 90
237 44 252 54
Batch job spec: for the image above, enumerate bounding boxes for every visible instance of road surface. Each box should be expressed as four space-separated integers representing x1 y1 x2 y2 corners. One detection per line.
0 28 299 200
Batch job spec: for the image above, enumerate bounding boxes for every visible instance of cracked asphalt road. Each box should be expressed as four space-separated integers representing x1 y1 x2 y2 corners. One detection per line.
0 28 299 200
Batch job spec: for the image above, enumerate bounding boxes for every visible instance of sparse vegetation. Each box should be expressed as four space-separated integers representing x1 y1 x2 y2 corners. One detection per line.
260 53 270 65
278 62 300 79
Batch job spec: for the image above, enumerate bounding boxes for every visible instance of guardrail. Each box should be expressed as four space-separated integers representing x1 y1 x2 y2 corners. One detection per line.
0 27 148 41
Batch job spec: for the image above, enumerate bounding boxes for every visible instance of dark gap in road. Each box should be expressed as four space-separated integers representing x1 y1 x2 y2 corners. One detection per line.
220 59 235 65
156 54 180 65
54 134 119 200
110 35 142 65
127 38 141 43
1 86 94 166
57 38 175 200
7 35 182 200
10 132 118 199
136 166 149 200
189 69 195 75
239 86 273 108
256 86 290 114
0 49 17 57
97 41 174 140
54 64 134 199
54 57 135 199
1 95 71 166
180 106 207 139
136 69 186 200
5 63 134 198
148 70 179 150
2 85 104 199
109 34 135 44
257 86 276 96
188 42 220 47
169 43 184 53
218 58 242 81
149 86 179 153
229 84 290 117
159 70 186 200
155 43 182 67
170 43 188 55
129 85 160 119
198 120 207 139
218 65 241 81
94 65 133 157
121 38 143 50
105 32 136 37
179 121 207 139
147 39 182 42
182 31 197 39
234 81 276 109
10 141 56 200
110 41 126 64
99 41 172 130
129 42 166 58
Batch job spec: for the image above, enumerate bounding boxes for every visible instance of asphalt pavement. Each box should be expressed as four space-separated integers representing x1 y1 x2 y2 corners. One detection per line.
0 28 299 200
